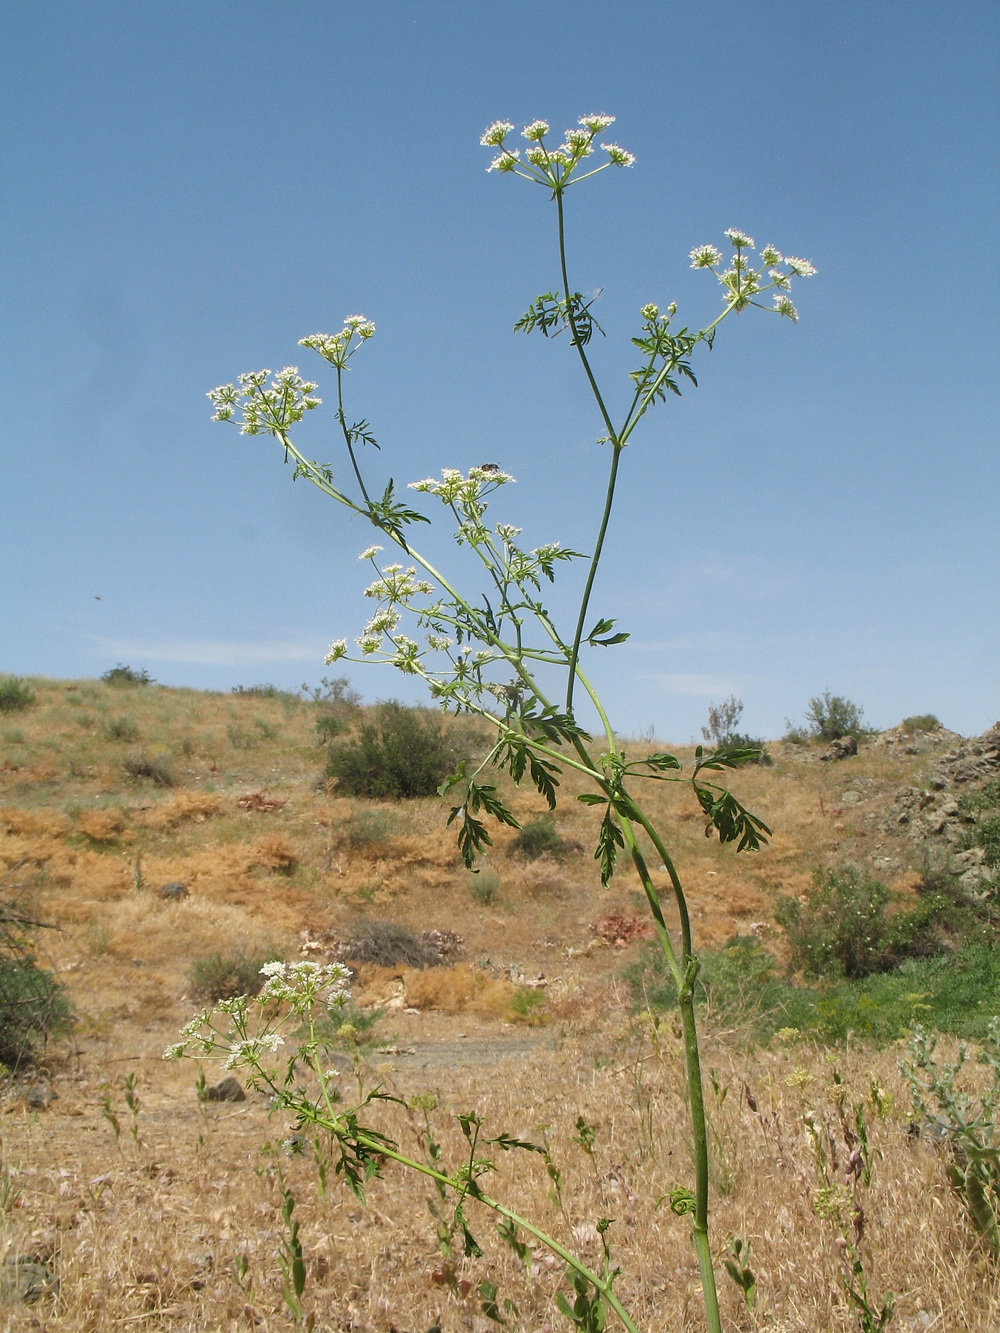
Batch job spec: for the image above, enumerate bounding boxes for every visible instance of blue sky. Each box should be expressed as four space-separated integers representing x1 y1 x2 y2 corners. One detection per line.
2 0 997 741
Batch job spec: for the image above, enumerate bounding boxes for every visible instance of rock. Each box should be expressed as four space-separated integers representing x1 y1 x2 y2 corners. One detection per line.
160 881 189 900
0 1257 58 1304
204 1076 245 1103
16 1084 57 1110
820 735 857 761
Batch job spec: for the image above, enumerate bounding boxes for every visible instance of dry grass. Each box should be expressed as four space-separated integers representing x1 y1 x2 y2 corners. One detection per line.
0 678 994 1329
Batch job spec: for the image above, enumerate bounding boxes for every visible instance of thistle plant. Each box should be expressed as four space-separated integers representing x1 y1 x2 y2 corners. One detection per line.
198 113 816 1333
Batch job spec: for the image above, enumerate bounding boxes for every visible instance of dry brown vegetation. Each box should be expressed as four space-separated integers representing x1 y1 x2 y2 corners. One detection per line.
1 677 996 1331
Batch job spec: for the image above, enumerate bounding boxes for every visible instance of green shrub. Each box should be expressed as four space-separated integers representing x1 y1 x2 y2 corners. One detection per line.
0 677 37 713
0 888 73 1067
0 956 73 1067
102 664 153 687
123 752 174 787
510 816 577 860
774 864 975 982
468 869 501 905
627 936 1000 1044
803 690 873 742
775 865 894 980
961 780 1000 874
232 683 281 697
102 715 140 743
901 714 941 734
187 949 274 1002
700 696 769 763
340 919 438 969
344 807 400 851
324 701 470 800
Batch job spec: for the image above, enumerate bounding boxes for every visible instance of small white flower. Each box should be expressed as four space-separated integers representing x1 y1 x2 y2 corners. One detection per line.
579 114 615 132
487 150 521 173
724 228 755 248
358 545 383 561
522 119 549 141
640 303 659 320
260 961 287 977
602 143 635 166
760 245 783 265
480 120 514 147
784 256 816 277
525 146 547 166
324 639 348 664
689 245 722 268
773 293 799 320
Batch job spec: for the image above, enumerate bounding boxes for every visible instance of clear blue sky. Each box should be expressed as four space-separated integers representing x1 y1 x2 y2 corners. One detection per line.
2 1 997 741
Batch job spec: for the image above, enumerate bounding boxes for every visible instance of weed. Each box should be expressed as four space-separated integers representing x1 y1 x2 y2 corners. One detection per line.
123 752 174 786
102 715 140 742
232 683 282 697
0 677 36 713
509 985 547 1024
187 949 274 1002
901 713 941 733
102 664 154 687
341 919 438 969
903 1021 1000 1255
510 816 576 860
343 805 400 851
468 868 501 905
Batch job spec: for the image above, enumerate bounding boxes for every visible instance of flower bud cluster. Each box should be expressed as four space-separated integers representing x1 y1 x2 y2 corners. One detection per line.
689 231 816 319
208 367 321 436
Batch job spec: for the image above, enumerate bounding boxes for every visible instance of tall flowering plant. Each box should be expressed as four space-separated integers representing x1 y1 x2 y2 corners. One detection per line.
197 114 815 1333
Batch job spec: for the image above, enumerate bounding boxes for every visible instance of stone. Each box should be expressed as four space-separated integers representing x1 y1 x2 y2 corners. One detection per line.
204 1076 245 1103
160 881 189 900
0 1257 58 1304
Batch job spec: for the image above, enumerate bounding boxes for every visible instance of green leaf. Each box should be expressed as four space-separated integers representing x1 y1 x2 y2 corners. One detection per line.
595 809 625 886
640 752 682 772
694 786 772 852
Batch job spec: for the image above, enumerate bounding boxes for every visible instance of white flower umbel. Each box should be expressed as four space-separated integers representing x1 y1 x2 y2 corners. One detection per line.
208 368 321 436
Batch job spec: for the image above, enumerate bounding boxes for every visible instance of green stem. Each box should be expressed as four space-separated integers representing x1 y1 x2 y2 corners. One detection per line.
616 812 722 1333
302 1112 641 1333
553 188 623 716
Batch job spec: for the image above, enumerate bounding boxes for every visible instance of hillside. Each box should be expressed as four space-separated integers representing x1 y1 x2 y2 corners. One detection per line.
2 675 999 1332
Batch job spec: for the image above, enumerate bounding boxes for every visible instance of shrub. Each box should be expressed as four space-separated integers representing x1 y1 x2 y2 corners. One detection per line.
102 715 140 743
324 701 470 799
803 690 872 742
341 919 439 969
774 864 956 981
701 696 769 764
0 677 37 713
468 869 501 905
123 752 174 787
0 887 73 1067
776 866 891 979
232 683 282 697
901 713 942 734
344 807 400 851
510 816 576 860
187 949 274 1002
102 664 153 687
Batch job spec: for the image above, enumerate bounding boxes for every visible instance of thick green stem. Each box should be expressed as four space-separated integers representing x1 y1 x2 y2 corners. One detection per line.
617 814 723 1333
